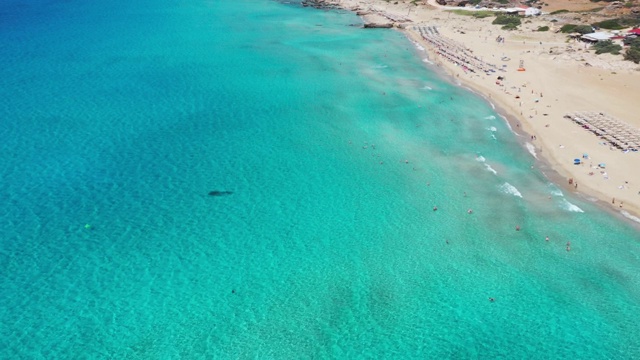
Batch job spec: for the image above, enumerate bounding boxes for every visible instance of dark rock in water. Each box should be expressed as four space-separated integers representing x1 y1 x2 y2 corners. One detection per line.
364 23 393 29
209 190 233 197
300 0 340 9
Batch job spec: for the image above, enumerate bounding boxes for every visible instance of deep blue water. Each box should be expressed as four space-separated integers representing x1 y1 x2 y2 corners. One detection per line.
1 0 639 358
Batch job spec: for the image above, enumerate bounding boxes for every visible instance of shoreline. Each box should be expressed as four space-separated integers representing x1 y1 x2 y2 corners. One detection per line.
413 29 640 228
323 0 640 227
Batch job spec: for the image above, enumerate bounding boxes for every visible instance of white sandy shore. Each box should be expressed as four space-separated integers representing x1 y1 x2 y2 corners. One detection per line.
329 0 640 223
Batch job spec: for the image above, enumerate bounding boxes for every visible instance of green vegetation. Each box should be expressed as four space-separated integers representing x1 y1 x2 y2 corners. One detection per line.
560 24 593 34
537 26 550 31
624 47 640 64
575 25 595 34
549 9 569 15
592 18 625 30
492 15 521 30
623 37 640 64
576 7 605 13
501 23 519 30
447 10 495 18
592 40 622 55
594 17 640 29
624 37 640 47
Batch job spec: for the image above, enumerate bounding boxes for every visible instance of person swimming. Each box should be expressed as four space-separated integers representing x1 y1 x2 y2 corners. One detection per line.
545 236 549 241
433 206 438 211
467 209 473 214
515 225 521 231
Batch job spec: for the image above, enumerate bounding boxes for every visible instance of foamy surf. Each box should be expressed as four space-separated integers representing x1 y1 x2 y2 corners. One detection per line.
372 64 388 69
621 210 640 224
486 126 497 132
413 41 425 52
548 185 563 197
499 114 522 137
483 115 496 120
475 155 486 162
422 58 433 64
484 164 497 175
499 182 522 198
421 85 433 90
560 199 584 213
525 142 538 159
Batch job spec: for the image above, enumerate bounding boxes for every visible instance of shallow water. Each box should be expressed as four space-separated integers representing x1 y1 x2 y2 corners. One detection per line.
1 0 639 357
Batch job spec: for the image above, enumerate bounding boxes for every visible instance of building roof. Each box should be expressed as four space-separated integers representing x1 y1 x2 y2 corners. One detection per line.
628 28 640 35
581 32 614 41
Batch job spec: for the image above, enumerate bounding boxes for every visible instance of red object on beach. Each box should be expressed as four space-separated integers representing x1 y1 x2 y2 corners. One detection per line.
628 28 640 36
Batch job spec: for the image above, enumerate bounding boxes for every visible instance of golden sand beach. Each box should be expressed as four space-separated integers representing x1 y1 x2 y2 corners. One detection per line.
327 0 640 221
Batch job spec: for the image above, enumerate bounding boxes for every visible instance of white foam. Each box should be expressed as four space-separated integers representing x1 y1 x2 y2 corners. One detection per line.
422 58 433 64
498 114 521 137
372 64 388 69
475 155 486 162
621 210 640 224
421 85 433 90
486 126 497 132
525 142 538 159
560 199 584 213
499 182 522 198
484 164 498 175
491 134 497 141
484 115 496 120
548 185 563 197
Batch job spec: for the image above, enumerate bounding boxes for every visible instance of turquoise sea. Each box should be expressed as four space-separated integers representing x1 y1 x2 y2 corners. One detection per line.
1 0 640 358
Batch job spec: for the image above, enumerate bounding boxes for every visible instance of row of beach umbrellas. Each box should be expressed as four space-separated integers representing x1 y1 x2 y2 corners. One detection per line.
565 112 640 151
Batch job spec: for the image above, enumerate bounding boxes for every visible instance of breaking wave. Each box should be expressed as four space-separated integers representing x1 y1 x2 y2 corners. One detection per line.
413 41 425 51
548 185 563 197
621 211 640 224
560 199 584 213
484 164 497 175
525 142 538 159
499 182 522 198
